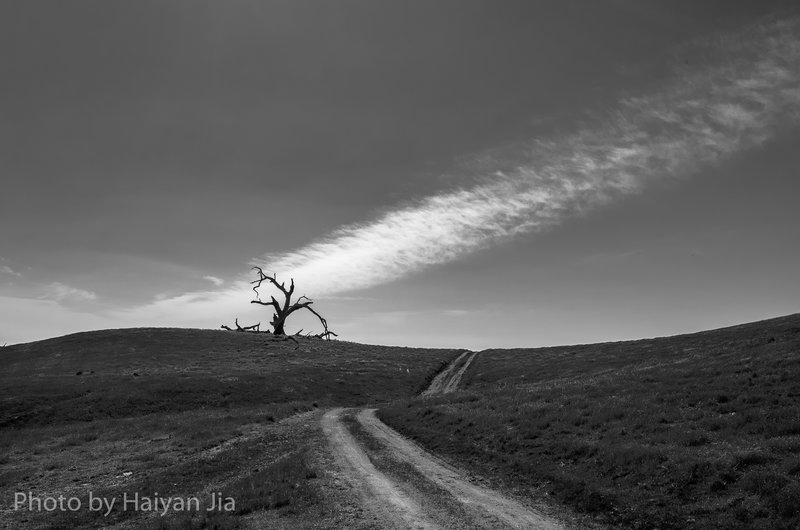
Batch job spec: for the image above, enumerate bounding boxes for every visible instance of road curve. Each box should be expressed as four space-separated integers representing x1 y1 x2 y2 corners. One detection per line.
320 352 569 529
357 408 564 529
321 408 438 529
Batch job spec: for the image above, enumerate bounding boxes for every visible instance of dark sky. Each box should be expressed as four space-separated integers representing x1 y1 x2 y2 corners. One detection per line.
2 1 799 346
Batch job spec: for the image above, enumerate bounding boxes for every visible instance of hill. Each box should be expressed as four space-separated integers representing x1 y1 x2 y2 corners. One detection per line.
2 316 799 529
379 313 800 529
0 328 459 529
0 327 460 428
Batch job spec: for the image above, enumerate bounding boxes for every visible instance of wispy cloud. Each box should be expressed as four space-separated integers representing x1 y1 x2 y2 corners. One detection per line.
443 309 471 317
46 282 98 304
202 275 225 287
0 265 22 277
252 17 800 297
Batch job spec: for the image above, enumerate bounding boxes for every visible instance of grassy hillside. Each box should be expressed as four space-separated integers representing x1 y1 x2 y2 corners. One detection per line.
380 314 800 530
0 328 458 529
1 328 459 428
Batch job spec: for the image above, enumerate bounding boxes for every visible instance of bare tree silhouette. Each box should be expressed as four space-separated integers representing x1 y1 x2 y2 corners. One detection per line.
248 267 336 339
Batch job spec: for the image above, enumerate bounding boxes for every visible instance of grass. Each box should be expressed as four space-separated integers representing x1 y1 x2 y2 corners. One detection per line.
2 405 318 528
4 317 799 528
379 313 800 529
0 328 458 528
1 328 459 428
45 437 320 529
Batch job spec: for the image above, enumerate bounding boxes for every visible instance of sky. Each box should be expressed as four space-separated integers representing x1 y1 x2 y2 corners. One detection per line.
2 1 800 349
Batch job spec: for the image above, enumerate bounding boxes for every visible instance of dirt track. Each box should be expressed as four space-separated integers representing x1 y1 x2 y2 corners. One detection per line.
322 408 437 529
420 350 478 397
322 352 568 529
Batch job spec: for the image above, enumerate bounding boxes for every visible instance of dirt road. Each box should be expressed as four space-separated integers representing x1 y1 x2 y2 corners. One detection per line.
322 352 569 529
322 408 438 529
420 350 478 397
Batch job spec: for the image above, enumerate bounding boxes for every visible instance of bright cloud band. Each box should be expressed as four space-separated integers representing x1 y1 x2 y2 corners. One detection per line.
260 17 800 297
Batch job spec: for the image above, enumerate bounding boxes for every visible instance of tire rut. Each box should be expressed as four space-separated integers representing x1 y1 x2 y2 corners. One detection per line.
321 349 569 529
321 408 438 530
420 350 477 397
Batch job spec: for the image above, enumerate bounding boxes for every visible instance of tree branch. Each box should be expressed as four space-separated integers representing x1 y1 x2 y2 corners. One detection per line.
221 318 261 332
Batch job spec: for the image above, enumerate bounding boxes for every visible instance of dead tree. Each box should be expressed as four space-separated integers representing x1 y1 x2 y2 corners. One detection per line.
249 267 337 340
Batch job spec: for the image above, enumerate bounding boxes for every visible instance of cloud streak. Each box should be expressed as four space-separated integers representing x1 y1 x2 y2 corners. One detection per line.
202 275 225 287
0 265 22 277
45 282 98 304
256 17 800 296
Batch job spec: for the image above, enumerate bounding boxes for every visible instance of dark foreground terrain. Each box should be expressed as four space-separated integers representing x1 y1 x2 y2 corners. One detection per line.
380 314 800 529
1 315 798 529
0 329 459 528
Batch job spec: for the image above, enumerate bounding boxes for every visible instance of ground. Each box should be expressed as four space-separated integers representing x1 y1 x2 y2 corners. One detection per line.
1 315 799 528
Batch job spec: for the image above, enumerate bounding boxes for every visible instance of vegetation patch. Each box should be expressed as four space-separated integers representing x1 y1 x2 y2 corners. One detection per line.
0 328 457 528
380 313 800 529
1 328 459 428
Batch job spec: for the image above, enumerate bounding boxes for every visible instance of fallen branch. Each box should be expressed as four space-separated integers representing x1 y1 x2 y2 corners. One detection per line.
221 318 264 333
